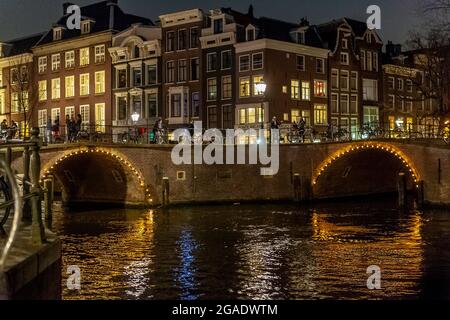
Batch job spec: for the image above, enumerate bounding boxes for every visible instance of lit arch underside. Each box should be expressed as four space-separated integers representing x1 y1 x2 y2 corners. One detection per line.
312 142 420 189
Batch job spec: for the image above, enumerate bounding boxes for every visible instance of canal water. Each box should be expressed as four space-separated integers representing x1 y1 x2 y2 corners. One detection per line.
48 198 450 300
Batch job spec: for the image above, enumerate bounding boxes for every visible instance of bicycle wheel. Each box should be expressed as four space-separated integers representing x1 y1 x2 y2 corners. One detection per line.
0 176 12 227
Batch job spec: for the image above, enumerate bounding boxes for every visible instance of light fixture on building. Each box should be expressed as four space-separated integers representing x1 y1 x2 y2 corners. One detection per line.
255 80 267 95
131 112 140 123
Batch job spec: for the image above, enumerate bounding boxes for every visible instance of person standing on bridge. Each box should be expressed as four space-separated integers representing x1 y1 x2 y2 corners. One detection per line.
46 117 53 144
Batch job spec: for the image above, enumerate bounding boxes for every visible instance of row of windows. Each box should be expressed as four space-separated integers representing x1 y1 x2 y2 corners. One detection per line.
38 71 105 101
288 80 327 99
37 104 98 128
38 45 106 73
331 93 359 115
360 50 379 72
387 77 413 92
116 94 159 121
331 69 358 91
238 53 264 72
166 27 199 52
166 58 200 83
207 76 232 101
207 50 232 72
166 92 201 118
115 64 158 89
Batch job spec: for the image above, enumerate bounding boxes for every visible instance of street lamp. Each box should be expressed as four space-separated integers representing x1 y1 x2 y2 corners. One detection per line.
131 112 140 144
255 80 268 143
131 112 140 124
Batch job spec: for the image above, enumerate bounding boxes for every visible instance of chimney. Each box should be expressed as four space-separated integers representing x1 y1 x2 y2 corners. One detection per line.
248 5 254 18
386 41 402 58
107 0 119 30
63 2 74 14
300 17 309 27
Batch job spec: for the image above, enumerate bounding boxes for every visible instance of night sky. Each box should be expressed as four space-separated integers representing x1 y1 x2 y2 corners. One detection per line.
0 0 423 45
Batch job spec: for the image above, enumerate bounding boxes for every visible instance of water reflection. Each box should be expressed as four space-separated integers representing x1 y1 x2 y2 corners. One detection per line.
49 199 450 300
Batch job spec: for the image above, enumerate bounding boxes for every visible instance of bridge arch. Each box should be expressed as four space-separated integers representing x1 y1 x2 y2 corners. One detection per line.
41 147 154 207
312 142 421 199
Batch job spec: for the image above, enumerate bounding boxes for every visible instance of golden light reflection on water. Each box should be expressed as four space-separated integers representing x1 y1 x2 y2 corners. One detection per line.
51 202 442 300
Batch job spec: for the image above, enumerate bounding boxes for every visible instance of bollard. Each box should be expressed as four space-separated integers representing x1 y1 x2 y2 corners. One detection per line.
22 146 31 220
293 174 301 202
30 128 46 245
162 177 170 206
43 179 54 220
397 172 407 210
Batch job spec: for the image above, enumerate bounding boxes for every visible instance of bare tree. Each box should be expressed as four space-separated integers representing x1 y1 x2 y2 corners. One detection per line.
422 0 450 32
5 54 40 138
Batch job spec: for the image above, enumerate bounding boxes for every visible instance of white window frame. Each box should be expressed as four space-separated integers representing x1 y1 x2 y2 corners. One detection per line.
38 80 47 101
51 54 60 71
239 55 250 72
252 52 264 70
65 76 75 98
80 47 90 66
95 45 105 64
38 56 47 73
65 51 75 68
95 71 105 94
51 78 61 100
80 73 90 96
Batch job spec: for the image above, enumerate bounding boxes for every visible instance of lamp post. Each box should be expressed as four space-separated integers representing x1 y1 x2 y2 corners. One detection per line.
255 80 267 143
131 112 140 143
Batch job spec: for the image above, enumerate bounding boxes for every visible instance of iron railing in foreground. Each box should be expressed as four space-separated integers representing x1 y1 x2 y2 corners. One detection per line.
0 128 46 272
29 122 450 146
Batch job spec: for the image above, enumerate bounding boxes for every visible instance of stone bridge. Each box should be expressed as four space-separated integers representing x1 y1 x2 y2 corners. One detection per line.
10 140 450 207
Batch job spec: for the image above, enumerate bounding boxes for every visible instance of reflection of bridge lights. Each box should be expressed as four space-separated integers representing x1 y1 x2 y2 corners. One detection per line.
41 147 153 205
312 142 420 188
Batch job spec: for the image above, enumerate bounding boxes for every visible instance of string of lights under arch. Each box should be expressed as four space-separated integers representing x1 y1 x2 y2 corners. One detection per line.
40 147 153 204
312 142 421 189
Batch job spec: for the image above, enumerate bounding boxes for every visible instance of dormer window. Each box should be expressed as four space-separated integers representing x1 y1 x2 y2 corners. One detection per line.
81 21 92 34
213 18 224 34
246 25 256 42
296 32 305 44
53 28 63 41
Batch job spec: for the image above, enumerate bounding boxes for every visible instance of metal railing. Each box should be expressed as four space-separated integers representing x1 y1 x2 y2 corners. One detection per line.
0 128 46 272
34 122 450 146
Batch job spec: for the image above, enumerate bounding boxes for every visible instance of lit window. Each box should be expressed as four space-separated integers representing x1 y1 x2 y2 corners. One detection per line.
65 51 75 68
51 78 60 100
95 71 105 94
80 105 90 129
38 57 47 73
291 109 300 123
291 80 299 99
38 80 47 101
65 76 74 98
248 108 256 124
314 80 327 97
95 103 106 132
51 54 60 71
95 45 105 63
314 104 328 125
239 77 250 97
301 81 310 100
80 73 90 96
253 75 265 96
80 48 90 66
207 78 217 101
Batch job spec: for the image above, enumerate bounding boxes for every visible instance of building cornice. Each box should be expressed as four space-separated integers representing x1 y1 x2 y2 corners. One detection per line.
159 9 203 28
200 32 236 49
234 39 330 58
0 53 33 68
32 31 113 55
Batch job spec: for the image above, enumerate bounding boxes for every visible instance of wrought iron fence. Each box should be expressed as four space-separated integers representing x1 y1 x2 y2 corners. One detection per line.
32 122 450 146
0 128 46 272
